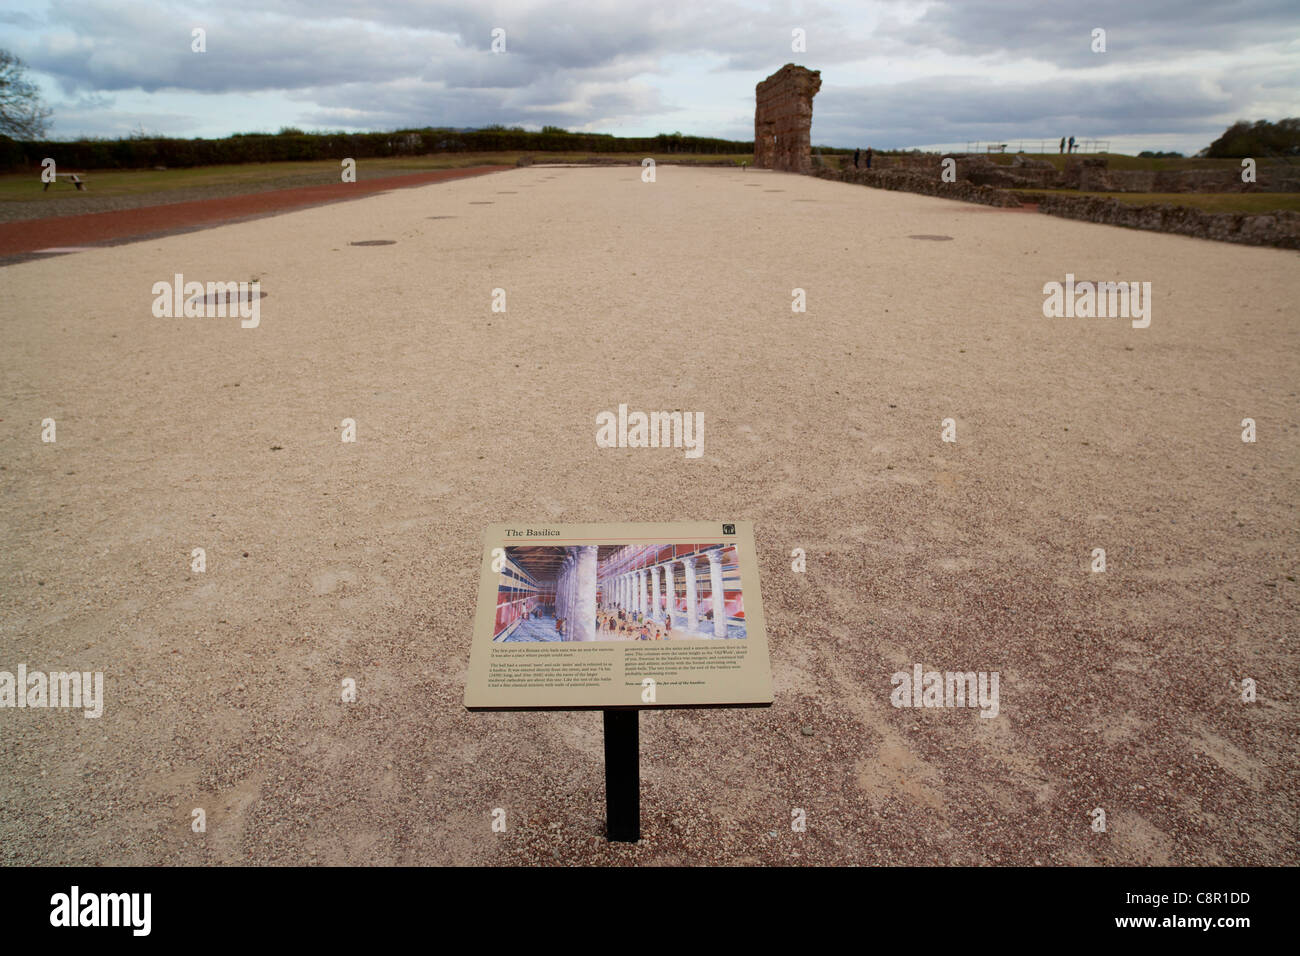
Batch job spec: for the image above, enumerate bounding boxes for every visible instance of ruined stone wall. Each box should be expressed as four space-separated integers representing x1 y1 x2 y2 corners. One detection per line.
815 164 1299 248
814 165 1023 207
838 151 1300 195
754 64 822 172
1036 194 1300 249
842 153 1061 189
1072 159 1300 194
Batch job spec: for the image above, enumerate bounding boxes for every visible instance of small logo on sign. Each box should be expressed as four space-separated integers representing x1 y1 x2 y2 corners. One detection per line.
722 524 736 535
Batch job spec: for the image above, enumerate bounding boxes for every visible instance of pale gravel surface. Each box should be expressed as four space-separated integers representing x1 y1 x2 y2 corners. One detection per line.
1 166 1297 866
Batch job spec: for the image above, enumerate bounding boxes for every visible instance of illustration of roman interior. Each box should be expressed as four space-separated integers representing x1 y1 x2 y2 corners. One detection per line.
492 544 746 643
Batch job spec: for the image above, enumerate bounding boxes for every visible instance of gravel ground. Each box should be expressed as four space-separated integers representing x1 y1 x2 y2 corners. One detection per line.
0 166 1296 866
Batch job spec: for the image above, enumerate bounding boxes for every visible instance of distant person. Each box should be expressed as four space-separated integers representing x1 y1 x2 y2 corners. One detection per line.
866 147 873 169
1068 136 1076 153
1059 136 1065 154
854 148 861 168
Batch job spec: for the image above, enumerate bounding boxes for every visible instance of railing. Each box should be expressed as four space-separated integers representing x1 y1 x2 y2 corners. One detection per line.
959 139 1112 155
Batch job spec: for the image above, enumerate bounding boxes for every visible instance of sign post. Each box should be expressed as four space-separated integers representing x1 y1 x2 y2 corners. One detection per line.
465 522 773 844
603 709 640 841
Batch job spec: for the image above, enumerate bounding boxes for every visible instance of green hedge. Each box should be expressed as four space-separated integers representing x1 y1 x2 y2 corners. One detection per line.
0 128 771 172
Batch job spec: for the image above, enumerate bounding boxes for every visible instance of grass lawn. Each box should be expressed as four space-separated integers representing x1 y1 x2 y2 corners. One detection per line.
8 149 1291 216
1013 188 1300 214
0 152 753 203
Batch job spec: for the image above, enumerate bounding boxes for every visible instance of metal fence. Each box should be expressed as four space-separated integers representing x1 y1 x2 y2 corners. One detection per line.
960 139 1112 154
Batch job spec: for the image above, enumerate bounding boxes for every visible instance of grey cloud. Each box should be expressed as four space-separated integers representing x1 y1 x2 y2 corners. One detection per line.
26 0 798 94
889 0 1300 67
292 74 671 131
11 0 1297 152
812 67 1291 148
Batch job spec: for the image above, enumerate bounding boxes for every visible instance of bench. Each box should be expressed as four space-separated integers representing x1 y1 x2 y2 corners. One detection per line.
44 173 87 192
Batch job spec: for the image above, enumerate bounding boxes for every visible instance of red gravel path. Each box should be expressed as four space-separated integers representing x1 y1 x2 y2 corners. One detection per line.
0 165 509 258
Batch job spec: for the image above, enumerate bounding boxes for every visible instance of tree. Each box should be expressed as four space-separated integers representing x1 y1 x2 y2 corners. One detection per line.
0 50 52 140
1206 118 1300 158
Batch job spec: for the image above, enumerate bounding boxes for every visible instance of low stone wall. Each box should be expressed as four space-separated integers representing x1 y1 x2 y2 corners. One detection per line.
815 166 1023 207
839 152 1057 188
967 164 1059 189
840 152 1300 194
813 164 1300 249
1033 193 1300 249
1076 161 1300 194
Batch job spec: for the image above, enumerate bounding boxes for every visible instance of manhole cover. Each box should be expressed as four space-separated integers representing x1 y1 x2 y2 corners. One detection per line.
468 201 494 205
188 289 268 307
426 216 456 220
908 234 954 241
764 189 785 193
350 240 396 246
497 191 517 194
744 184 761 187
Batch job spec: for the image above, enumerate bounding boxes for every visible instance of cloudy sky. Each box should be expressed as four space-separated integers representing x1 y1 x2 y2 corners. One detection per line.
4 0 1298 154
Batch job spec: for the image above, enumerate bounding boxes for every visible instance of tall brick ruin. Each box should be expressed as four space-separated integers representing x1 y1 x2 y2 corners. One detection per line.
754 64 822 173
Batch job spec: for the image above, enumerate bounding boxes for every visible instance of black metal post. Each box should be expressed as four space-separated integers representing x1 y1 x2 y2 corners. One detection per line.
603 709 640 842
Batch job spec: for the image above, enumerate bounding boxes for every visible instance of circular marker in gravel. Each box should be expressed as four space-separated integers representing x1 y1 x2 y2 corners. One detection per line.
350 240 396 246
908 235 954 241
